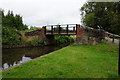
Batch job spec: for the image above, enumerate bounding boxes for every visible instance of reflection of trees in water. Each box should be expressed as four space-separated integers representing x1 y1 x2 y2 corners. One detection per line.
2 48 25 65
24 46 59 58
2 45 63 69
2 48 26 68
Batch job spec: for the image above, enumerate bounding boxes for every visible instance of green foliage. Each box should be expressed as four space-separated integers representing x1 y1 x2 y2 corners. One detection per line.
1 10 29 45
2 25 44 45
30 26 41 30
55 35 74 45
1 10 28 30
80 2 120 35
2 26 22 45
24 26 42 32
83 13 96 28
26 40 44 45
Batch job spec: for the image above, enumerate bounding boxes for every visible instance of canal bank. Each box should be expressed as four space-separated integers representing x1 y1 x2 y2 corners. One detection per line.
2 44 69 70
2 35 74 70
2 44 44 49
2 44 69 71
2 42 119 78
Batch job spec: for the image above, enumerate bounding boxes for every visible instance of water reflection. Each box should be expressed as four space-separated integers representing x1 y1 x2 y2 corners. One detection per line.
2 45 65 70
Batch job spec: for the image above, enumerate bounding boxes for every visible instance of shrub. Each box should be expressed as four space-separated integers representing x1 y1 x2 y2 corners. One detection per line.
2 26 22 45
55 35 74 45
26 40 44 45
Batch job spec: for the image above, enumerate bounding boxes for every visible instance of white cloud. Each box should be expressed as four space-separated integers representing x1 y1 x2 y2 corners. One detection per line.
0 0 87 27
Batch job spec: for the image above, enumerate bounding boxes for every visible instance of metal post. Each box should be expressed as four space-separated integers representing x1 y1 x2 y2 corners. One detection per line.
76 24 77 35
113 34 115 43
73 27 75 31
119 38 120 75
58 25 60 34
44 26 46 35
67 25 68 34
51 26 53 34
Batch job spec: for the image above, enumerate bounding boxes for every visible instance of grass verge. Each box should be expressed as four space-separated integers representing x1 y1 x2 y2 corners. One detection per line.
2 42 119 78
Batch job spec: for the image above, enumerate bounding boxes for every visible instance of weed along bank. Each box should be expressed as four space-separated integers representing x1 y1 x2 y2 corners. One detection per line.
2 34 74 70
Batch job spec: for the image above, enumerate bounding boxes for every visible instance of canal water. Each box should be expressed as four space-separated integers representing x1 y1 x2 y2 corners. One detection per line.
2 45 67 70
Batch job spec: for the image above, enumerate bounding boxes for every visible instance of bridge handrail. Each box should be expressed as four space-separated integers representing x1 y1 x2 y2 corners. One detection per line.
45 24 78 27
105 32 120 38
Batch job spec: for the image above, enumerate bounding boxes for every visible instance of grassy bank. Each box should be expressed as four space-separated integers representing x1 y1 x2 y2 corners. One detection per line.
2 42 119 78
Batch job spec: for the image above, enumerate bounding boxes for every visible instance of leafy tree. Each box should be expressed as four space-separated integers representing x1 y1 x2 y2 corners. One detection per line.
1 9 29 45
2 26 22 45
80 2 120 35
14 14 24 30
1 9 28 30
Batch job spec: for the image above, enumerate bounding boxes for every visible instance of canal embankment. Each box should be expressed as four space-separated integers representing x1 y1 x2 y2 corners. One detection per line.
2 35 74 70
2 42 119 78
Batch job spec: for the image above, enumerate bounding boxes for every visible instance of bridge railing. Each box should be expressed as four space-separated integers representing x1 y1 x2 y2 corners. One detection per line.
45 24 77 35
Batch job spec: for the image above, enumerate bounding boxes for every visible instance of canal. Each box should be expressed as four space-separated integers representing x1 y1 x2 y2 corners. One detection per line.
2 45 67 70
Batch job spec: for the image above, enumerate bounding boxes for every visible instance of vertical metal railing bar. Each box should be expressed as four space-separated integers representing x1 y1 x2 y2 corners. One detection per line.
67 25 68 34
118 37 120 75
58 25 60 34
51 26 53 34
45 26 46 35
113 34 115 43
76 24 77 35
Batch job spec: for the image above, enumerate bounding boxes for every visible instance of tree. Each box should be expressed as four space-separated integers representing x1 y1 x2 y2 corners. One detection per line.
2 10 28 30
80 2 120 35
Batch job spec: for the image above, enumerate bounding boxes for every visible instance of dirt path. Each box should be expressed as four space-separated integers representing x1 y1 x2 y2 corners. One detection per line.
105 37 119 45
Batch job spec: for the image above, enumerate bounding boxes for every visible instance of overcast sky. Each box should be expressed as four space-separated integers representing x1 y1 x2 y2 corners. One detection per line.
0 0 87 27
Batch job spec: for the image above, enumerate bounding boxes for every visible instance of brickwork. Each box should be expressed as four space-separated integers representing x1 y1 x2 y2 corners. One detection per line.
41 26 46 38
25 29 41 36
76 24 85 45
76 24 84 38
76 25 105 45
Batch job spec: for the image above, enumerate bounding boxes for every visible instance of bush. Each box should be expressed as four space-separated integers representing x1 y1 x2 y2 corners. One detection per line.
26 40 44 45
2 26 22 45
2 26 44 46
55 35 74 45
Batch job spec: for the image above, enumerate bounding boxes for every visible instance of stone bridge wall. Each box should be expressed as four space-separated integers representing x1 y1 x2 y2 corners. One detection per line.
76 25 105 45
25 27 54 45
25 27 46 41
